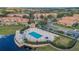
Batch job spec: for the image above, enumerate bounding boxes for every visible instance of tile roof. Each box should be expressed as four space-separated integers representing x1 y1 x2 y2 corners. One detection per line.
0 17 29 23
57 15 79 26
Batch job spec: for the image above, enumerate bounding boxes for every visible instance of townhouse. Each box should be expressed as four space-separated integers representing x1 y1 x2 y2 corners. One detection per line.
7 14 29 17
34 12 57 20
57 14 79 26
0 17 29 25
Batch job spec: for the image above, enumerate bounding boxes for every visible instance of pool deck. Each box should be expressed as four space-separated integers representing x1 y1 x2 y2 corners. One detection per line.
24 28 59 42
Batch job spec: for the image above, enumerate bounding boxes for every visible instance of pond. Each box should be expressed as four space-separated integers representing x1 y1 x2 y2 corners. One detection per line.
0 34 32 51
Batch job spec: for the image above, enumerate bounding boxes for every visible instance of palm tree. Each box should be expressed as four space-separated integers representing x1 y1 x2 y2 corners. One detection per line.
26 11 35 24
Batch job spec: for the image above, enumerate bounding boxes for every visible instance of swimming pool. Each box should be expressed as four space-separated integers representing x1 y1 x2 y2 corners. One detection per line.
29 32 42 39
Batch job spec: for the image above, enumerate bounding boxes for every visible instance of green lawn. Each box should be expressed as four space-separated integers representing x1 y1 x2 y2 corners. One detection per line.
55 23 79 30
0 25 25 35
52 36 75 49
54 23 74 30
70 40 79 51
36 45 58 51
73 25 79 29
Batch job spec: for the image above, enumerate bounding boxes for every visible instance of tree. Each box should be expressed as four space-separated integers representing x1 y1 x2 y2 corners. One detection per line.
29 12 34 19
40 15 44 19
72 22 78 27
57 12 73 18
47 14 57 22
27 11 35 24
57 13 65 18
22 15 29 18
43 17 48 24
0 9 8 17
47 15 53 19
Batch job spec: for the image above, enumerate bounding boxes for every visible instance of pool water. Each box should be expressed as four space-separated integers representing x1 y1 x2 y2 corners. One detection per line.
0 34 32 51
29 32 42 39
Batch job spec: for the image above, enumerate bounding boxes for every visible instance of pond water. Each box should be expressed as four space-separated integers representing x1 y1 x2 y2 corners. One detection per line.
0 34 32 51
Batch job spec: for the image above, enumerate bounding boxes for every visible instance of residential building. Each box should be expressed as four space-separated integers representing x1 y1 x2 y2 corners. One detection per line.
57 14 79 26
34 13 57 20
0 17 29 25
